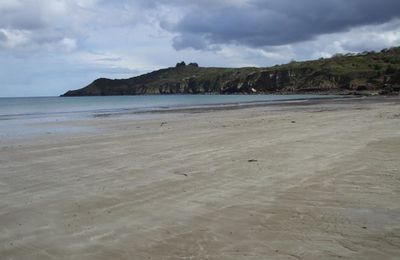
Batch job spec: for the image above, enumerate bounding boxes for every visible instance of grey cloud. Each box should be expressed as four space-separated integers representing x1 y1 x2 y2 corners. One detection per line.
172 33 209 50
0 0 148 52
0 13 45 30
171 0 400 49
0 30 6 42
0 1 75 51
95 57 123 62
0 2 47 30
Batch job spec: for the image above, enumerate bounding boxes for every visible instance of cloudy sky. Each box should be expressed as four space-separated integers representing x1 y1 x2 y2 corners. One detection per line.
1 0 400 97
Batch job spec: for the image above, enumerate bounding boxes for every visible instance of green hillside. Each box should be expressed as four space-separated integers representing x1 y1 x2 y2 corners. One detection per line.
62 47 400 96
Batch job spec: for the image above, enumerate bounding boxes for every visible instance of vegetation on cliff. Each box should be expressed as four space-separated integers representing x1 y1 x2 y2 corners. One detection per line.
62 47 400 96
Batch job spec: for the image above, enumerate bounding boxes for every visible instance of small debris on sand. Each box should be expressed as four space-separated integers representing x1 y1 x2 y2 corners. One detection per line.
248 159 258 162
174 172 188 177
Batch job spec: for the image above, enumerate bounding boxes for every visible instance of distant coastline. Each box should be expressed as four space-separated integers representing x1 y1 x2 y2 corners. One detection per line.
62 47 400 97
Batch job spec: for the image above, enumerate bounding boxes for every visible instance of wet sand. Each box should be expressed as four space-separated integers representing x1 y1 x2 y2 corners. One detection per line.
1 97 400 259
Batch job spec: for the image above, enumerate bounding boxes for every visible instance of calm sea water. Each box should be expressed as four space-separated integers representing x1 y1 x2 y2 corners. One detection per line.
0 95 334 139
0 95 335 119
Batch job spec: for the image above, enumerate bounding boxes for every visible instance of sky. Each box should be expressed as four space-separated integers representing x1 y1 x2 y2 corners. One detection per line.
1 0 400 97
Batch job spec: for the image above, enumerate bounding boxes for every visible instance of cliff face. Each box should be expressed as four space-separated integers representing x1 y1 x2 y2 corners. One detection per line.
62 47 400 96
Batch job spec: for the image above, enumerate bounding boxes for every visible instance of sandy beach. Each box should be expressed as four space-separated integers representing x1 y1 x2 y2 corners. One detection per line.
1 96 400 259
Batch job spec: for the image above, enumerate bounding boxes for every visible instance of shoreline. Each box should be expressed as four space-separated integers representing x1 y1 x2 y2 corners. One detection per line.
1 95 399 144
0 94 339 119
93 95 398 117
3 94 398 121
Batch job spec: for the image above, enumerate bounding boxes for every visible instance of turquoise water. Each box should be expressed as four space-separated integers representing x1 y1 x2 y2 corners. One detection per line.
0 95 335 139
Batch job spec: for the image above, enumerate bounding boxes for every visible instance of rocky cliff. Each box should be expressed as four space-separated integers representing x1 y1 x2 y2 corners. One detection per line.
62 48 400 96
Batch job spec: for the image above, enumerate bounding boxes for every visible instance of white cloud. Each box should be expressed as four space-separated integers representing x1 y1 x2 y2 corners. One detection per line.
0 29 30 48
57 38 78 52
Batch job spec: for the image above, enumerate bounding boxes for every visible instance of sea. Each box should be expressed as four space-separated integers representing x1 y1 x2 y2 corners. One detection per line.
0 95 336 140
